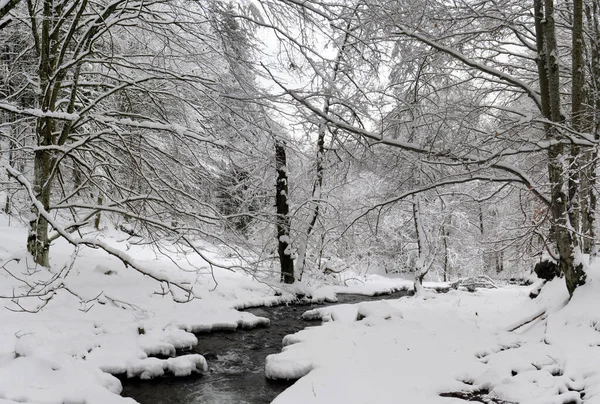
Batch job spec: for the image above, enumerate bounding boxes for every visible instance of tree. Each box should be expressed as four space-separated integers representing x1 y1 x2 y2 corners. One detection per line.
275 139 294 283
0 0 289 297
255 0 593 295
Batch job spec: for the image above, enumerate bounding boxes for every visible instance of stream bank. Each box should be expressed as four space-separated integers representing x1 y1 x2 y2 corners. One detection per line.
121 290 413 404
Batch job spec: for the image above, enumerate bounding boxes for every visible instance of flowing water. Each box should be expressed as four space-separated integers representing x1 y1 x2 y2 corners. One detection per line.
121 290 413 404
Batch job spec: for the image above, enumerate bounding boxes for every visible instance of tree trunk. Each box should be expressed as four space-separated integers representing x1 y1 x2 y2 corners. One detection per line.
2 112 16 214
275 140 294 284
295 22 352 281
412 193 427 293
442 224 449 282
26 0 55 267
295 117 325 281
4 138 14 214
538 0 586 296
496 251 504 274
28 143 52 267
570 0 585 247
94 194 103 230
583 0 600 255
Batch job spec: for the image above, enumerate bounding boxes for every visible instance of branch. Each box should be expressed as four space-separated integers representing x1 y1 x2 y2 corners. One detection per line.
4 164 197 299
263 65 551 207
344 175 523 234
0 103 80 121
392 27 543 112
0 0 20 21
506 309 546 332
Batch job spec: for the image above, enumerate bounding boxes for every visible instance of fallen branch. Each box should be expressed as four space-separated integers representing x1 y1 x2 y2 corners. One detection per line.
507 309 547 332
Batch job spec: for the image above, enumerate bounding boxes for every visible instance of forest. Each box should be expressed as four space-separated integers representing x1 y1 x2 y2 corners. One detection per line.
1 0 600 403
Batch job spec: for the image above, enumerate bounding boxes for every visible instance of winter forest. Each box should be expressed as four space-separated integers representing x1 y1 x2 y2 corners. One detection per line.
1 0 600 402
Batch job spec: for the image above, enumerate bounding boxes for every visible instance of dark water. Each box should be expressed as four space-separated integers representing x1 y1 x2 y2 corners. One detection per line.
121 290 412 404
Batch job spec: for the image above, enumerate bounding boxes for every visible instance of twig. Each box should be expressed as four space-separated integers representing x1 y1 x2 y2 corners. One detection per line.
508 310 546 332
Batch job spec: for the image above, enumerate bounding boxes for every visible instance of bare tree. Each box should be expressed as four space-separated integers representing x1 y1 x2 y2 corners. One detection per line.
253 0 594 295
0 0 288 298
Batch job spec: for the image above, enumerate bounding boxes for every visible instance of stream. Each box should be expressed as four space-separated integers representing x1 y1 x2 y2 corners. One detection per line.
120 290 412 404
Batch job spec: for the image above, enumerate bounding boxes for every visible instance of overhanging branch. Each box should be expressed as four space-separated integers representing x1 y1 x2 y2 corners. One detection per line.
263 64 551 207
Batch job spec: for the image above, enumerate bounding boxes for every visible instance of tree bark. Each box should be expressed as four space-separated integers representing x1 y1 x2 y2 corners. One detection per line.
538 0 586 296
27 0 54 267
295 112 325 281
295 21 352 281
570 0 585 246
583 0 600 255
442 223 449 282
412 193 427 293
94 194 103 230
28 134 52 267
275 140 294 284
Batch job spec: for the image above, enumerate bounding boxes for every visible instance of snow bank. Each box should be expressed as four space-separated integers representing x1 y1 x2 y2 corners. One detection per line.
0 356 134 404
266 286 543 403
459 264 600 404
0 217 416 404
174 310 270 332
302 300 404 323
0 221 292 404
124 355 207 379
329 273 448 296
267 265 600 404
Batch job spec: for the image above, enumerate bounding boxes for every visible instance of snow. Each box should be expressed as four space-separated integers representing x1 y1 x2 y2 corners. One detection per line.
0 356 133 404
301 300 403 323
0 217 300 403
266 288 515 401
267 273 600 404
324 272 447 296
1 213 600 404
123 355 207 379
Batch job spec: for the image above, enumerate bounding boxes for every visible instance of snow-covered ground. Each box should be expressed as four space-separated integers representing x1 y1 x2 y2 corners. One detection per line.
0 217 315 403
1 214 599 404
267 274 600 404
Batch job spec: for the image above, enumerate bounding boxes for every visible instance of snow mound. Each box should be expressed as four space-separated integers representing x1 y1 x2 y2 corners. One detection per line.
125 354 207 379
176 310 270 332
302 304 358 323
301 300 403 323
0 356 134 404
265 354 314 380
138 328 199 357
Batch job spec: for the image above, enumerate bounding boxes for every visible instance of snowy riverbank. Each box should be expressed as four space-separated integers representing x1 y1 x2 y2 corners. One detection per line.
0 218 418 403
267 274 600 404
1 215 599 404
